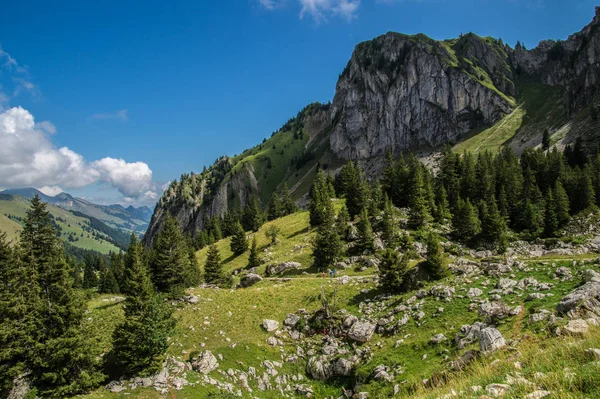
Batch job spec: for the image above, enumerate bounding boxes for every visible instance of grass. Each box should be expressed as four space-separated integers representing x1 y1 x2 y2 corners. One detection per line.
0 196 120 254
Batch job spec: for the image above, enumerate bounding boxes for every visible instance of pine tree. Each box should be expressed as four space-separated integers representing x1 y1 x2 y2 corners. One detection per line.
408 166 431 229
19 195 105 396
247 236 261 269
452 198 481 242
379 249 409 292
150 215 190 296
312 205 342 271
424 233 448 280
82 259 98 289
230 221 248 256
110 238 174 377
356 208 374 253
204 244 230 287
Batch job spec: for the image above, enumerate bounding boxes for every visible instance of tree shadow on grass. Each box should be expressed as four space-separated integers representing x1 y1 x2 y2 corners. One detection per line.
287 226 310 240
95 301 124 310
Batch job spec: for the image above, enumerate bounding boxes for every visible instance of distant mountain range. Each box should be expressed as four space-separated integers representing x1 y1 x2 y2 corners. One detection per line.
0 188 152 235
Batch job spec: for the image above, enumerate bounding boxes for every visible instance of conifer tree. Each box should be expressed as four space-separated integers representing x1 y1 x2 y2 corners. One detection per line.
433 183 451 223
381 197 396 248
452 198 481 242
19 195 105 396
242 195 263 232
150 215 190 296
267 192 282 221
279 183 297 216
110 238 174 377
379 249 409 292
309 169 333 228
185 238 201 287
230 221 248 256
554 180 571 227
98 263 120 294
312 205 342 271
544 190 559 237
424 233 448 280
204 244 230 287
481 196 508 249
542 129 551 150
336 204 350 240
110 252 125 286
82 259 98 289
356 208 374 253
408 166 431 229
247 236 261 269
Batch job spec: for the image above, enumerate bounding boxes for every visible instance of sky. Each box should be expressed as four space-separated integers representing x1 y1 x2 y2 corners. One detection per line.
0 0 595 206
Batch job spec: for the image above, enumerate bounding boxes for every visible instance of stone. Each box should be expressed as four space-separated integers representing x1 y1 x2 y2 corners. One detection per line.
496 278 517 290
239 273 262 288
262 319 279 332
485 383 510 397
348 321 376 343
479 327 506 353
429 333 447 344
585 348 600 360
267 336 278 346
583 269 600 283
284 313 301 328
451 350 479 371
563 319 589 336
266 261 302 276
191 350 219 374
183 294 199 304
430 285 455 299
556 282 600 319
467 287 483 298
526 293 545 301
333 357 354 376
479 301 510 322
343 314 358 329
554 267 572 279
306 356 333 380
456 322 485 349
7 375 31 399
372 365 392 382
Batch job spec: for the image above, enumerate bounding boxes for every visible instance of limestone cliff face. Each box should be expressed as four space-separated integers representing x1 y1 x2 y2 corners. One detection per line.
329 33 515 159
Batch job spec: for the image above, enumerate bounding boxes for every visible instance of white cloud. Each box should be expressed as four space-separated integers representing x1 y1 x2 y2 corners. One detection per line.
259 0 359 21
0 106 158 200
0 45 38 102
38 185 64 196
92 109 128 121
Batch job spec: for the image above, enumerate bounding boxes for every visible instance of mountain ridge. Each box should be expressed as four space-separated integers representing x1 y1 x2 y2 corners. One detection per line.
143 7 600 245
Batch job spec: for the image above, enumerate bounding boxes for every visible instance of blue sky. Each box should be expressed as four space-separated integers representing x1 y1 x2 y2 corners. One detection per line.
0 0 595 205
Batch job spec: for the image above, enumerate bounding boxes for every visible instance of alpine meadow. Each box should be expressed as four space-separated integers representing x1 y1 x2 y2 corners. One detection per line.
2 2 600 399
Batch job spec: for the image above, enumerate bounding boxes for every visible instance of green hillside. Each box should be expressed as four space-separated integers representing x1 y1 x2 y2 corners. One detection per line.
0 195 120 254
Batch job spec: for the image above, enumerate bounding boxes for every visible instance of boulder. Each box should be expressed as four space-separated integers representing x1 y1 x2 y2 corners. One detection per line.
583 269 600 283
554 267 572 279
485 383 510 397
467 288 483 298
430 285 455 299
479 301 511 322
348 321 376 343
563 319 589 336
284 313 301 328
429 333 447 345
262 319 279 332
556 281 600 320
266 261 302 276
239 273 262 288
306 356 333 380
455 322 485 349
496 278 517 290
183 294 199 304
479 327 506 353
191 351 219 374
342 314 358 329
451 350 479 371
333 358 353 377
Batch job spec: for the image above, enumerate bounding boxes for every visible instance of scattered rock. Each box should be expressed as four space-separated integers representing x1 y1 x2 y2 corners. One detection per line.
348 321 376 343
266 261 302 276
306 356 333 380
191 350 219 374
262 319 279 332
479 327 506 353
563 319 589 336
467 287 483 298
485 383 510 397
238 273 262 288
284 314 301 328
525 391 552 399
430 333 447 345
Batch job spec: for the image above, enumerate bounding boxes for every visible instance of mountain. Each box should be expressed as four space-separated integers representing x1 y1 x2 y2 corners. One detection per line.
0 188 152 235
0 193 123 257
144 7 600 245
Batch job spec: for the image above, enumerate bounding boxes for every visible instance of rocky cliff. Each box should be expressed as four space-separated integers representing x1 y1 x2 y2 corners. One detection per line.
143 8 600 244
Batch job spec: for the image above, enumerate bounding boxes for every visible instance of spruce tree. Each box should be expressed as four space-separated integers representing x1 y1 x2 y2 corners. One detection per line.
20 195 104 396
452 198 481 242
356 208 374 253
542 129 551 150
481 196 508 249
230 221 248 256
408 166 431 229
98 263 120 294
544 190 559 237
554 180 571 227
336 204 350 240
204 244 230 287
82 260 98 289
150 215 190 296
110 238 174 377
433 183 451 223
424 233 448 280
312 205 342 271
242 195 263 232
185 239 201 287
309 170 333 228
247 236 261 269
279 183 297 215
379 249 409 293
110 252 125 287
381 197 396 248
267 192 282 221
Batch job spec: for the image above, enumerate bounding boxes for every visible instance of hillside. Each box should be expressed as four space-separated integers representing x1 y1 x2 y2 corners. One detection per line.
77 203 600 398
1 188 152 235
144 7 600 244
0 194 121 255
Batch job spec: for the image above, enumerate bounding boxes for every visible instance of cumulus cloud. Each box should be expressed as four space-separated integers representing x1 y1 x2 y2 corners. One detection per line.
38 185 64 197
0 106 157 200
259 0 359 21
91 109 128 121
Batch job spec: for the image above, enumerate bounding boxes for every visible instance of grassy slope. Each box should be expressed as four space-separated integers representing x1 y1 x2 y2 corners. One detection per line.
79 205 600 399
0 196 120 254
454 78 567 154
